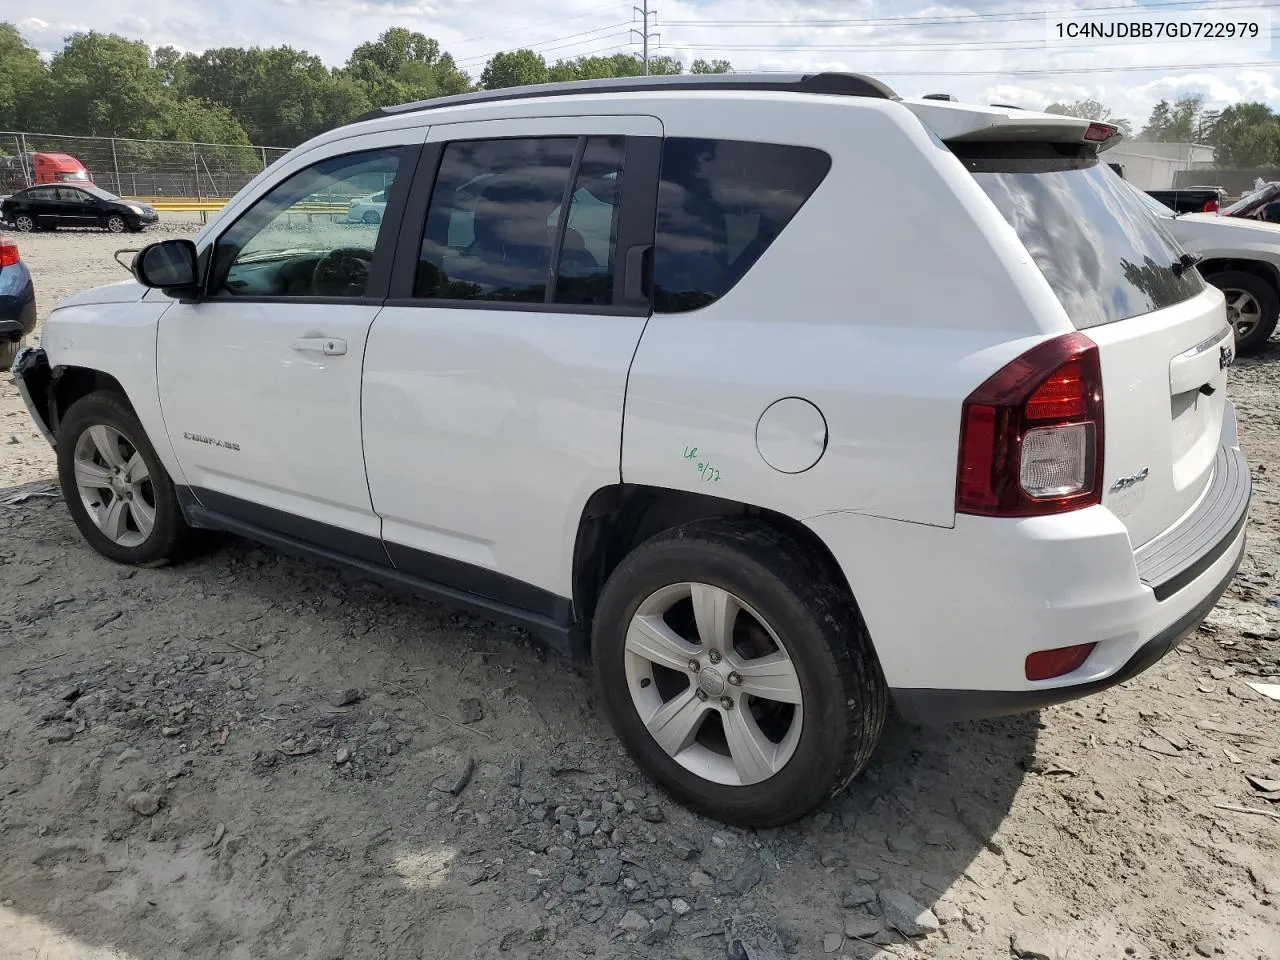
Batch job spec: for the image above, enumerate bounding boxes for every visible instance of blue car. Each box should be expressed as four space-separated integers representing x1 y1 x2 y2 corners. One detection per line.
0 232 36 370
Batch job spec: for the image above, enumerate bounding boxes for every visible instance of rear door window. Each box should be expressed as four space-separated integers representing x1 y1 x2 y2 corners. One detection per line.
960 144 1203 329
652 138 831 313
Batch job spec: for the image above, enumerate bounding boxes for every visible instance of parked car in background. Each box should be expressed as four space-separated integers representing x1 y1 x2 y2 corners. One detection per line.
1147 186 1228 214
12 74 1250 826
1127 179 1280 354
346 191 388 224
1 184 158 233
0 232 36 370
1220 181 1280 223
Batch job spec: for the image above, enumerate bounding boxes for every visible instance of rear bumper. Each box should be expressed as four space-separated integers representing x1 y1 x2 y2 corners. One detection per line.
807 401 1250 724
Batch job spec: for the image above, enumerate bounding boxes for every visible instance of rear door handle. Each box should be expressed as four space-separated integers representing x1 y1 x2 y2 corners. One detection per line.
292 337 347 356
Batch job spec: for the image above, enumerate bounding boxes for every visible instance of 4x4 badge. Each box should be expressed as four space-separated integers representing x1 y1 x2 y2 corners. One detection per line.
1109 467 1149 493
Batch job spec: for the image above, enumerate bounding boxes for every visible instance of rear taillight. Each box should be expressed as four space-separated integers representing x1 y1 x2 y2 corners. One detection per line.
1202 199 1218 213
956 332 1104 517
0 241 18 267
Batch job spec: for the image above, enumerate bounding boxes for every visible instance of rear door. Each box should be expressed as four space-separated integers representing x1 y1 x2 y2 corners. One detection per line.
24 187 61 227
961 144 1228 549
362 115 661 610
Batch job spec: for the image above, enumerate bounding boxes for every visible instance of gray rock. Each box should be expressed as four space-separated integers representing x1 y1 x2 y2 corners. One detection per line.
670 836 700 860
886 832 921 854
457 698 484 723
822 933 842 953
549 846 573 863
1194 942 1217 958
724 914 786 960
227 675 243 691
600 861 623 884
330 687 362 707
507 758 523 787
844 911 881 940
396 731 413 745
842 884 876 908
58 685 82 702
640 804 665 823
671 897 691 916
46 726 75 744
610 827 626 846
577 820 597 837
618 909 649 932
731 858 764 895
335 747 351 764
161 726 180 738
1011 931 1055 959
690 870 714 889
819 851 848 868
367 719 390 735
642 915 672 945
933 900 962 924
561 874 587 894
879 889 939 937
601 800 620 818
855 867 880 883
127 792 161 817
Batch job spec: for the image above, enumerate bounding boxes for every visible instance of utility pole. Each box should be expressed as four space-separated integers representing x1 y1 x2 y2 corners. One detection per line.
631 0 659 75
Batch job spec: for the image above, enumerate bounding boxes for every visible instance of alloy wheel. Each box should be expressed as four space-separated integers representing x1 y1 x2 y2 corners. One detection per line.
14 214 33 232
624 582 804 786
72 425 157 548
1225 288 1262 340
106 216 127 234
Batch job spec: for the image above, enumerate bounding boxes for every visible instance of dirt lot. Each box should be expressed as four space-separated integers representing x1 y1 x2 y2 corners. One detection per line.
1 223 1278 960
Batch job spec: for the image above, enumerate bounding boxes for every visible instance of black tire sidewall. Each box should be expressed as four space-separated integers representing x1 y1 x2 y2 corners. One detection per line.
1210 270 1279 353
56 392 185 565
593 531 871 827
0 340 17 372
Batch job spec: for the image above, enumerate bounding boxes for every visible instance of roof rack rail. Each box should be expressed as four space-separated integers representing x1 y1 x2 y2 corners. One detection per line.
351 72 897 125
921 93 957 101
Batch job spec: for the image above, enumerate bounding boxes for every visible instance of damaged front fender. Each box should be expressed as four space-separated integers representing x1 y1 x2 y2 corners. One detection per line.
11 347 56 448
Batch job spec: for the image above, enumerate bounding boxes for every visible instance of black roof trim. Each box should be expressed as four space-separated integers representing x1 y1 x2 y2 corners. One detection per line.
351 72 896 125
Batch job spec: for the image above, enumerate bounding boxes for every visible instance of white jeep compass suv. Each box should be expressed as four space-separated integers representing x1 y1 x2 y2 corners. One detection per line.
12 74 1251 826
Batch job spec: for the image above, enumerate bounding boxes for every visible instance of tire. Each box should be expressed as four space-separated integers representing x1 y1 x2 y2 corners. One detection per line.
56 391 195 565
105 214 128 234
0 340 17 372
1208 270 1279 355
592 519 887 827
361 210 381 224
13 213 35 232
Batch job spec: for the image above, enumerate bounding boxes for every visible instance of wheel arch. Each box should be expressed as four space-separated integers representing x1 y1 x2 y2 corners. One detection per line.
1198 257 1280 294
33 364 134 445
571 483 855 644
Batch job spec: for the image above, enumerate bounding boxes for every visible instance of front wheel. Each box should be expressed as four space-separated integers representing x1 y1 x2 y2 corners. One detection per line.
105 214 128 234
56 392 196 565
593 519 887 827
1209 270 1279 355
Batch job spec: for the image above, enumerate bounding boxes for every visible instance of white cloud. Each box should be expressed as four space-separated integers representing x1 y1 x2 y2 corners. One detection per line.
6 0 1277 134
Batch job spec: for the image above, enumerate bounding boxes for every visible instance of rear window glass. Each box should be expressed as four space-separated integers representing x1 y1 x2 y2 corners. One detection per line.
653 138 831 313
961 145 1203 328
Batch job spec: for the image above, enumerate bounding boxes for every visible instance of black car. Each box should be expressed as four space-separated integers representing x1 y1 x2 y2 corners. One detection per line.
0 184 158 234
0 232 36 370
1145 186 1227 214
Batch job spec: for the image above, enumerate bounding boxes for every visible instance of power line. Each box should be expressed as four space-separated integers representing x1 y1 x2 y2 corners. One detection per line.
660 0 1270 29
454 22 634 66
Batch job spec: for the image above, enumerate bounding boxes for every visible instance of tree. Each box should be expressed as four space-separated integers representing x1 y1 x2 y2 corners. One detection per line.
344 28 470 107
691 59 733 74
480 50 549 90
0 23 47 130
1203 102 1280 166
1044 98 1131 135
1141 94 1202 141
646 55 684 76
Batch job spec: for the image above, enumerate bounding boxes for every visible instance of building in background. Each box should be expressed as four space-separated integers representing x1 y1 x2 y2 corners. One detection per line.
1104 141 1215 191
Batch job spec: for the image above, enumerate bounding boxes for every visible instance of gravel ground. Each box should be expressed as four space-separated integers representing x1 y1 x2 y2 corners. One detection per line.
1 222 1278 960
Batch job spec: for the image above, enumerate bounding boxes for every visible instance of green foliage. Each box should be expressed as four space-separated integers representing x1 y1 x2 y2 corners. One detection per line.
0 21 740 147
1201 103 1280 167
1141 94 1203 142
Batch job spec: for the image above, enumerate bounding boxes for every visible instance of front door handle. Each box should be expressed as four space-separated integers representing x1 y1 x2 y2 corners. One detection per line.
292 337 347 356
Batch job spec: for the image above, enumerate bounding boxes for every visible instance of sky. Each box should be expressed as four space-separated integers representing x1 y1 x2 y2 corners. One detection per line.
6 0 1280 132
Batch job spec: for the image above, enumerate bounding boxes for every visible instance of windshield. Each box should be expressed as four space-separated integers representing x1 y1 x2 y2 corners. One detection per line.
960 144 1203 329
1223 182 1280 216
77 183 121 202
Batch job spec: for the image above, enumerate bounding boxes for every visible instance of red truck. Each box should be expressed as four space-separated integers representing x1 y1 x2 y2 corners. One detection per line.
32 152 92 185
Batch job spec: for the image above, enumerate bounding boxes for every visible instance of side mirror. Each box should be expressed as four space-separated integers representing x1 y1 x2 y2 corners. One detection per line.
132 239 199 296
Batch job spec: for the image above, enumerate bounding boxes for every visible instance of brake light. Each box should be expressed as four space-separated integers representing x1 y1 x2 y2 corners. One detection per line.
0 240 18 267
1202 199 1218 213
1083 122 1117 143
956 332 1104 516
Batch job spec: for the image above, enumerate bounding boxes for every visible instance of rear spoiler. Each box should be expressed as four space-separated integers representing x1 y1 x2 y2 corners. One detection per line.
903 99 1123 151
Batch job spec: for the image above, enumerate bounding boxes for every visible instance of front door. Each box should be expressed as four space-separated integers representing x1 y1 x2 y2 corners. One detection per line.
157 131 422 559
362 116 661 615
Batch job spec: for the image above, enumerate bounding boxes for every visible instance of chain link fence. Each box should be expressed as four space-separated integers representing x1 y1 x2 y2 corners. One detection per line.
0 131 290 199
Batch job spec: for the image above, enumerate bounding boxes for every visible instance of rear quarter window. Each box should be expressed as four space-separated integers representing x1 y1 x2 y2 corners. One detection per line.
653 138 831 313
960 144 1204 329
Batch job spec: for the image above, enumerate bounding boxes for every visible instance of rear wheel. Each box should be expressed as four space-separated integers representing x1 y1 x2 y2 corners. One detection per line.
105 214 128 234
593 519 886 827
13 213 35 232
56 392 196 565
1208 270 1279 355
0 340 17 372
361 210 381 224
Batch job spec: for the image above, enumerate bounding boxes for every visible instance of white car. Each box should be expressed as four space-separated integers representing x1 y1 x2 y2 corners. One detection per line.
346 191 387 224
12 74 1250 826
1127 180 1280 354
